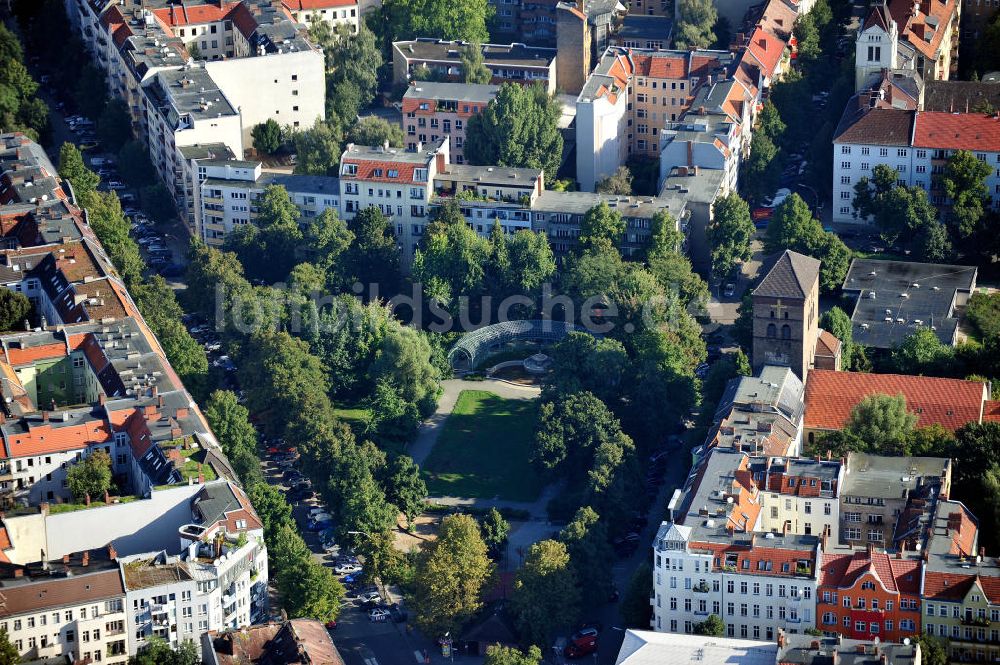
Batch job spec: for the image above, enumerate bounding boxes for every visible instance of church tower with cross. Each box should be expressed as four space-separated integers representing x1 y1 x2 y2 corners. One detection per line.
751 250 821 383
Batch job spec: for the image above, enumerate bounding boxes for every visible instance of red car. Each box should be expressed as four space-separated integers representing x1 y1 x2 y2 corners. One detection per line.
564 636 597 658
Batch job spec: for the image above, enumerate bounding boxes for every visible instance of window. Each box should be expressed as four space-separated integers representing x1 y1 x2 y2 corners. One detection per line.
880 148 889 157
841 146 851 155
841 161 851 170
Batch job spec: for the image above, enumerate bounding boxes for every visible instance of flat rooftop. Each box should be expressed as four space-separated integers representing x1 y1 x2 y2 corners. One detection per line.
403 81 499 104
436 163 542 189
842 258 977 349
660 166 726 202
842 452 950 499
394 39 556 67
615 15 674 42
532 191 687 220
149 67 239 125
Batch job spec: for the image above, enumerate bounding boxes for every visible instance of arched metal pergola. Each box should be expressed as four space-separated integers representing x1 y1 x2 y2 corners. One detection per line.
447 320 579 371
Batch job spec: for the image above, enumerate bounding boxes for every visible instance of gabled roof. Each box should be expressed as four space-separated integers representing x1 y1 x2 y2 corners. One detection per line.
913 111 1000 152
819 549 921 594
833 107 914 146
804 370 987 432
815 329 842 358
862 3 894 31
754 250 820 299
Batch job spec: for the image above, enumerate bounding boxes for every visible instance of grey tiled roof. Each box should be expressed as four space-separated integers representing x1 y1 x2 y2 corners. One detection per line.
754 250 820 299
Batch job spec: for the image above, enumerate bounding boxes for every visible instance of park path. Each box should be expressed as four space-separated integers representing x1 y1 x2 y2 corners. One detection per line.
408 378 550 518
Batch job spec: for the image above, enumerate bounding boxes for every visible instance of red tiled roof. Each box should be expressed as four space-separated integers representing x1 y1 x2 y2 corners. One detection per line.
744 28 786 78
693 541 816 577
924 571 1000 602
982 400 1000 422
151 2 241 27
804 369 986 432
820 550 921 594
2 419 113 459
4 343 66 366
341 159 421 183
815 329 842 357
634 52 686 79
888 0 958 61
282 0 356 8
913 111 1000 152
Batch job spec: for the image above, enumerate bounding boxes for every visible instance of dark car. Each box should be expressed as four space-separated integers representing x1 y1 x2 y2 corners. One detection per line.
388 603 408 623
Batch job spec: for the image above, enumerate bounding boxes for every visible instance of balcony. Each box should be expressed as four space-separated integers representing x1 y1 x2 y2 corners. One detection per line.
693 582 711 593
961 616 991 627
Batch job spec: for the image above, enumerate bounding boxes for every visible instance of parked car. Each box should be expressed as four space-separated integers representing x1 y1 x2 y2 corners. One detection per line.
358 591 381 604
723 283 735 297
388 603 408 623
322 540 338 553
308 519 333 532
564 635 597 658
324 620 337 630
335 562 363 574
369 608 390 622
766 187 791 208
308 506 328 519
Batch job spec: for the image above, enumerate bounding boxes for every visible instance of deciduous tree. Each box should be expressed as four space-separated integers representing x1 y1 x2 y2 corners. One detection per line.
708 192 754 279
460 43 492 84
410 514 493 636
510 540 580 647
464 83 563 181
674 0 717 48
67 450 113 501
251 118 283 154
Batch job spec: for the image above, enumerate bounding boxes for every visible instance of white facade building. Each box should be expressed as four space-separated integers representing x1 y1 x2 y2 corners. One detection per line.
651 449 821 640
0 553 128 665
831 108 1000 223
575 50 633 192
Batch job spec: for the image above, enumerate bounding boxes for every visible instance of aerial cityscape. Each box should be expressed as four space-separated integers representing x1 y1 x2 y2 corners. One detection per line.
0 0 998 663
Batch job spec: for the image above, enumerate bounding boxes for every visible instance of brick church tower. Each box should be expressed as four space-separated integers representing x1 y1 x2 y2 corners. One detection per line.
751 250 821 383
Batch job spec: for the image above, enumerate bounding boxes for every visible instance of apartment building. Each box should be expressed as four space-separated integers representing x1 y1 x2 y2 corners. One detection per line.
921 500 1000 662
401 82 499 163
836 453 951 549
752 455 843 541
817 547 922 642
0 549 128 665
653 448 820 640
854 0 959 92
176 143 239 237
282 0 361 32
339 140 445 262
199 161 340 246
575 47 737 191
123 483 268 654
658 166 728 273
0 134 230 507
0 479 268 657
142 67 244 202
75 0 326 231
391 40 558 94
702 366 806 459
832 105 1000 224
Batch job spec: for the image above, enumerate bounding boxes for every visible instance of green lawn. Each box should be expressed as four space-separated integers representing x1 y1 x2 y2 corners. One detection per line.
421 390 542 501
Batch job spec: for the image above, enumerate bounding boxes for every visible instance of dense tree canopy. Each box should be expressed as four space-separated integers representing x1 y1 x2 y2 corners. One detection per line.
465 83 563 181
511 540 580 647
410 514 493 636
708 192 755 279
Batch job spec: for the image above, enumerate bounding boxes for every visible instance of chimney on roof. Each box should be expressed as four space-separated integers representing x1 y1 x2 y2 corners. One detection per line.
758 37 767 49
81 551 89 567
782 521 790 536
41 411 48 423
158 394 164 409
821 529 829 552
856 645 867 655
777 630 786 649
12 568 22 578
108 542 117 560
62 554 70 564
867 542 875 556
